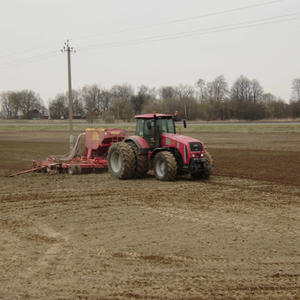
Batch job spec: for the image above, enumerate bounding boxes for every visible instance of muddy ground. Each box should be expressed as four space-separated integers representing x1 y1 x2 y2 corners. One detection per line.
0 130 299 299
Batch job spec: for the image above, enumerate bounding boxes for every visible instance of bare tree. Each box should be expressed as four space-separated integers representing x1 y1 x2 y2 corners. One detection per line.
131 85 155 115
231 75 253 102
99 90 112 113
81 84 102 114
262 93 277 103
262 94 288 119
49 94 68 119
200 76 228 120
231 76 263 103
110 84 134 99
0 92 14 119
110 84 134 121
230 76 269 120
174 84 195 120
195 78 208 102
18 90 44 119
159 86 177 100
289 79 300 118
207 75 228 102
251 79 264 103
0 90 43 119
291 78 300 102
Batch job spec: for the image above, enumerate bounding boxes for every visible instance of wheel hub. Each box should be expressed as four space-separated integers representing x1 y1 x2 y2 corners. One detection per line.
156 159 166 177
110 151 122 173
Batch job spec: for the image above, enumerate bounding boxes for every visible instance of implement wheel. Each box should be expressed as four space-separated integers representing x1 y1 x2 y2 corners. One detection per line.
153 151 177 181
108 142 136 179
127 141 148 178
68 165 81 175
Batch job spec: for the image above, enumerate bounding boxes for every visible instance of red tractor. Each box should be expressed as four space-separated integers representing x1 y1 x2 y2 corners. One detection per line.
107 113 213 181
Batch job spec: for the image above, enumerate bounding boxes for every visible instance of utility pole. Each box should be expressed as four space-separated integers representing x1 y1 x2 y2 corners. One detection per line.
61 40 76 151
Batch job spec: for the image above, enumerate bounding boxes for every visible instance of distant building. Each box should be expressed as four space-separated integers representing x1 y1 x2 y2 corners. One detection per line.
30 109 43 119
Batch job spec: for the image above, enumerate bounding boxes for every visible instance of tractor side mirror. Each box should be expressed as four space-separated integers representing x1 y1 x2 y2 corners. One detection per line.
183 120 187 128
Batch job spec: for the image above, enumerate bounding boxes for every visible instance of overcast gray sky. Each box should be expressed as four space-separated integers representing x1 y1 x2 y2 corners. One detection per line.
0 0 299 105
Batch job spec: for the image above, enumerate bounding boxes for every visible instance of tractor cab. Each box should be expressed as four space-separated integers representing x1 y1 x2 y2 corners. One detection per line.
135 113 176 147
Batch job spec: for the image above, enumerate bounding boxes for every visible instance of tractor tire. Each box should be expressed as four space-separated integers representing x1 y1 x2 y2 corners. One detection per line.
191 151 214 180
153 151 177 181
108 142 136 179
127 141 148 178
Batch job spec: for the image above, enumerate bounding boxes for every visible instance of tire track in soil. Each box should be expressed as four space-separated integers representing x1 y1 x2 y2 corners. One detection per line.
0 190 119 214
111 251 228 266
210 178 300 199
24 223 69 278
226 283 300 297
0 189 112 203
139 205 297 235
90 246 228 267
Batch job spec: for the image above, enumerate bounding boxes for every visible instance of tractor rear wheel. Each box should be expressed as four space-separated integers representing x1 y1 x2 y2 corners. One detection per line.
108 142 136 179
191 151 213 180
127 141 148 178
153 151 177 181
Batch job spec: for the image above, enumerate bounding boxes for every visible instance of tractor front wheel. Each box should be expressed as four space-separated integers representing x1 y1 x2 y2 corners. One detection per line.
153 151 177 181
108 142 136 179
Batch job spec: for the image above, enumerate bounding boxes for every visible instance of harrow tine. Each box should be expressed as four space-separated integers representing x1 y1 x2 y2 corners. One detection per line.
7 166 47 177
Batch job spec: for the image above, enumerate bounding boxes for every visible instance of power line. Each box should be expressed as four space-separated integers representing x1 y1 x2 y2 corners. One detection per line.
0 10 298 68
0 12 299 68
0 41 62 61
72 0 284 42
0 0 283 62
0 50 58 68
78 12 300 52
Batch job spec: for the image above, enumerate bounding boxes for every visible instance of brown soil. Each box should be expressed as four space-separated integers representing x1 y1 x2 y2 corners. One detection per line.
0 130 299 299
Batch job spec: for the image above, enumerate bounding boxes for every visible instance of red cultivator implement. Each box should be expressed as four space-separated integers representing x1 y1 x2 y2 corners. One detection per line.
8 128 126 177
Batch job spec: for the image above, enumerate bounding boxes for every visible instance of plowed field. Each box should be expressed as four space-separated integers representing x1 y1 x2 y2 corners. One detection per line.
0 129 299 299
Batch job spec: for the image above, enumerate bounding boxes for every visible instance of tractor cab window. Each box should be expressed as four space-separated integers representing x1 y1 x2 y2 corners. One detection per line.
157 118 175 134
144 120 154 137
135 119 155 139
136 119 144 136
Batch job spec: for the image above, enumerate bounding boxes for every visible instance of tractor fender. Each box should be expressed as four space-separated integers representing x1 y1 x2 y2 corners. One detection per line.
125 136 150 154
150 147 184 169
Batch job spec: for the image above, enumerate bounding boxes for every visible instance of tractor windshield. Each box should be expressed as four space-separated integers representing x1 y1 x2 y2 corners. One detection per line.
157 118 175 134
135 118 175 138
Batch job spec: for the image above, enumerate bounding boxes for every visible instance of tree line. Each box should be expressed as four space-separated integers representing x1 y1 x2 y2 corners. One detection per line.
1 76 300 121
0 90 46 119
